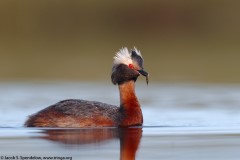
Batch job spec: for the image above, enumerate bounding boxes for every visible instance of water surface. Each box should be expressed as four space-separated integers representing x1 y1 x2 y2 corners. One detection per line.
1 82 240 160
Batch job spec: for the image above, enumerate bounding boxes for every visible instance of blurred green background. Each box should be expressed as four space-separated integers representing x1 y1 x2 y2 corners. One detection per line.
0 0 239 83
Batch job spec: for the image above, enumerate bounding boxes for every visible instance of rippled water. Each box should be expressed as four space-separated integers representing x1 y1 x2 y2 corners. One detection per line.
1 82 240 160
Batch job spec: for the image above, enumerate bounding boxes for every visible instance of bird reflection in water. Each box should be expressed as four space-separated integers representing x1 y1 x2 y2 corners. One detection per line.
39 127 142 160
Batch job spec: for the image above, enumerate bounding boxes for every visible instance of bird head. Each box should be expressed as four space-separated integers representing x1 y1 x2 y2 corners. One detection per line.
111 47 149 85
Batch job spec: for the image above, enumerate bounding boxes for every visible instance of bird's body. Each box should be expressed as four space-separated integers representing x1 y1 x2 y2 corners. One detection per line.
24 47 148 128
25 99 120 127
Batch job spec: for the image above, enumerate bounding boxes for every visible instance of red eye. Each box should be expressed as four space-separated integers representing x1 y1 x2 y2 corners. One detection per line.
128 64 134 69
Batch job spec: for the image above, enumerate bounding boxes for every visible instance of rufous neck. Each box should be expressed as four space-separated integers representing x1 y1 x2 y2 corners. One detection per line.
118 81 143 126
118 81 139 108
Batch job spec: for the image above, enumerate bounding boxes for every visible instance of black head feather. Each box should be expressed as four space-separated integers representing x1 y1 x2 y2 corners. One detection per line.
131 50 143 68
111 64 139 85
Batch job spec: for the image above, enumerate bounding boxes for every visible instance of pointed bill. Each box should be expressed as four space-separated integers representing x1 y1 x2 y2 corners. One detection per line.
138 69 149 85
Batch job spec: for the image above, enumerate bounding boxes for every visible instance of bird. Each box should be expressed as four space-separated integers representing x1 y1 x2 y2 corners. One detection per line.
24 47 149 127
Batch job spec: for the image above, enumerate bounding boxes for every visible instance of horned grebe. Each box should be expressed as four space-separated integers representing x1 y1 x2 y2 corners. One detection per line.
24 47 148 127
